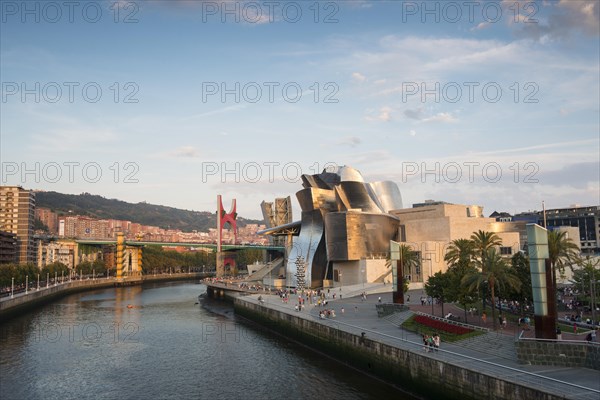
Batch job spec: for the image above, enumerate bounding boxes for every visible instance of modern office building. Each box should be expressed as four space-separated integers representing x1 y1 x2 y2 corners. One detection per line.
512 205 599 254
0 186 36 264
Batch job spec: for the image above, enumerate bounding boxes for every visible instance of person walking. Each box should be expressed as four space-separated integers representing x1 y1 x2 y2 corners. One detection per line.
433 333 440 352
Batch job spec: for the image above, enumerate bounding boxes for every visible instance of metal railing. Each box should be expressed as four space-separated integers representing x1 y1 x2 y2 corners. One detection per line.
414 310 491 333
241 296 600 399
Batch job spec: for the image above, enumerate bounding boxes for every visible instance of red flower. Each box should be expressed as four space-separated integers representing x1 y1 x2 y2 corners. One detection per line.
413 315 473 335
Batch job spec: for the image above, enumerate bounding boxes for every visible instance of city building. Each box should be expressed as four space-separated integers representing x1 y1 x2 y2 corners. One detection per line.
0 186 36 264
500 205 600 254
390 203 522 288
260 167 524 289
0 230 18 264
58 216 110 239
37 239 77 269
35 207 59 234
260 166 403 288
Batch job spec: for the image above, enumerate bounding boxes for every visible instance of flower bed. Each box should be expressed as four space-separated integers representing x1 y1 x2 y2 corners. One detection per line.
413 315 474 335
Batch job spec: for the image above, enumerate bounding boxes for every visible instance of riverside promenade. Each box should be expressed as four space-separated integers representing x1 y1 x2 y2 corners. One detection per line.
233 283 599 400
0 272 209 321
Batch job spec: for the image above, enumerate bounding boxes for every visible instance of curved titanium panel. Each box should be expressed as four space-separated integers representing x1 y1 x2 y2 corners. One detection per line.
286 209 325 287
335 182 382 213
335 165 365 182
325 212 399 261
296 187 337 213
368 181 403 212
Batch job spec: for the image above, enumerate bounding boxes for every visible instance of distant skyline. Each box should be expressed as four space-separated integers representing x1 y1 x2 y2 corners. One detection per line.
2 0 599 219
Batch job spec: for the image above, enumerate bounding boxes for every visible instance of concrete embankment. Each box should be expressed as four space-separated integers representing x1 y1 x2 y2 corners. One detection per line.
233 296 579 400
0 273 210 322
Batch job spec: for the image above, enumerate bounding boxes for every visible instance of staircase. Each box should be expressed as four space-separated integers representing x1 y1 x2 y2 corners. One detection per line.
454 331 519 362
245 257 284 282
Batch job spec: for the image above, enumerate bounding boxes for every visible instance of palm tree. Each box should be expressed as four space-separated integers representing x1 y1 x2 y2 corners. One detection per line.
471 230 502 311
548 230 580 285
387 244 420 303
471 230 502 268
444 238 475 267
463 248 521 329
547 230 580 317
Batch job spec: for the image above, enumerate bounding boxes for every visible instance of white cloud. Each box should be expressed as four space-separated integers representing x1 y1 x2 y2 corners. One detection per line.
352 72 367 82
168 146 201 158
409 130 416 136
471 22 490 31
337 136 362 147
422 112 459 124
365 106 392 122
403 108 425 120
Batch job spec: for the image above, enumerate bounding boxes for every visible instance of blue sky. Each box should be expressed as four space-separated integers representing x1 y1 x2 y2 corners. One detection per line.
1 0 599 219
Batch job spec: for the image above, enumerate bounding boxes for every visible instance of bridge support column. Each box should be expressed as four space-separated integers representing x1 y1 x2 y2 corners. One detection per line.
137 247 143 275
116 233 124 279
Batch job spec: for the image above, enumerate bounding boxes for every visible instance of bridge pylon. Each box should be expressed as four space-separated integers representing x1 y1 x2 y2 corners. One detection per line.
216 195 237 278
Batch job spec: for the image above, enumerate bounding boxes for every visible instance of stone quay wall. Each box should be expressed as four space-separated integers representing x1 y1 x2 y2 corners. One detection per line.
234 297 568 400
517 339 600 370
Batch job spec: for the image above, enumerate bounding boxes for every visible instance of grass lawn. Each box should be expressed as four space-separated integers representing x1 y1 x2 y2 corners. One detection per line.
402 315 485 343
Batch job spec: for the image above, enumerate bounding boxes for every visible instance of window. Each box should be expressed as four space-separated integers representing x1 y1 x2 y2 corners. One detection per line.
500 246 512 255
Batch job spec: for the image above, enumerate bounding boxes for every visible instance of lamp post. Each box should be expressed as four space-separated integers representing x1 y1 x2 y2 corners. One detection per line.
26 275 28 294
590 274 598 327
423 257 433 315
46 273 49 288
61 270 64 283
54 271 57 286
37 274 40 290
11 277 14 298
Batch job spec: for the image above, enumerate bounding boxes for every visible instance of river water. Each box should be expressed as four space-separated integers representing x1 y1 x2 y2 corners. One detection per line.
0 282 414 400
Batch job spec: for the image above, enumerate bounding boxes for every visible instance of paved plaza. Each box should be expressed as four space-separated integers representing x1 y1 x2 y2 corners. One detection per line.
239 283 600 400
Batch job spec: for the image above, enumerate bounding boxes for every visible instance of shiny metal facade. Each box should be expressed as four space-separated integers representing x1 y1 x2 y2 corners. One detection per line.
265 166 402 288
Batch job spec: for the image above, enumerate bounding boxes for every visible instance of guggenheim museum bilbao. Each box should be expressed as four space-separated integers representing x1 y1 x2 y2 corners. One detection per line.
260 165 525 289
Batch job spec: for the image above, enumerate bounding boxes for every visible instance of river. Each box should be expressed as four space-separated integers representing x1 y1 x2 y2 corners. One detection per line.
0 282 415 400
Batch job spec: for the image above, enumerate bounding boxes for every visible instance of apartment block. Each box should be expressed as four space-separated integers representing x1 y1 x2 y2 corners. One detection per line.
0 186 36 264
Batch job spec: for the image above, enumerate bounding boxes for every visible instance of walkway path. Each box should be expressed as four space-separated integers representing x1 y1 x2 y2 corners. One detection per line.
241 284 600 400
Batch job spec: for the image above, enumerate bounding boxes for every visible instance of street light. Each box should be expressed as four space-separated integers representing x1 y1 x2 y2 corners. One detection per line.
26 275 28 294
11 277 14 298
37 274 40 290
423 257 433 315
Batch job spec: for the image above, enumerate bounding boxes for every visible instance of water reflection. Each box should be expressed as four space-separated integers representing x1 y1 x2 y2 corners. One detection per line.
1 282 413 400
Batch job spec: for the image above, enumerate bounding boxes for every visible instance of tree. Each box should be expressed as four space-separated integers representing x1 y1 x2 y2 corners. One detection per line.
548 230 580 289
444 238 475 267
424 271 451 317
444 238 479 322
463 248 521 329
471 230 502 311
387 244 419 304
506 252 532 315
446 262 480 323
571 256 600 322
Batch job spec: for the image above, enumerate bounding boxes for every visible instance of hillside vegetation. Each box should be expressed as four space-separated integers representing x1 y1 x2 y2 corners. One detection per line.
35 191 262 232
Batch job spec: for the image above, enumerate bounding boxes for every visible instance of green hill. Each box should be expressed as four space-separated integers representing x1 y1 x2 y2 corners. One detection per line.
34 191 263 232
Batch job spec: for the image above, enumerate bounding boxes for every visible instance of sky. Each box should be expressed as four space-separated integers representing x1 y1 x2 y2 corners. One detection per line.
1 0 599 220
